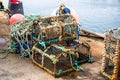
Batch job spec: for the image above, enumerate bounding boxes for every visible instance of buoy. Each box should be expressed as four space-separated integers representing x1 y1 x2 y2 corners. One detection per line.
8 0 24 14
51 4 80 23
70 8 80 23
9 13 25 25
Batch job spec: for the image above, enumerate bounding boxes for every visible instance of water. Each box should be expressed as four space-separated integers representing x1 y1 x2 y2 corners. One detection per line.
3 0 120 33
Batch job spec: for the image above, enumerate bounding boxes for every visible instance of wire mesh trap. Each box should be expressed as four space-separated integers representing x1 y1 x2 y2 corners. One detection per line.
101 29 120 80
32 40 93 77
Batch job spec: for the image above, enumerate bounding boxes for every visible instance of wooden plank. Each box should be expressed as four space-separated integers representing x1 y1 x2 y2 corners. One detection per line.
80 29 105 39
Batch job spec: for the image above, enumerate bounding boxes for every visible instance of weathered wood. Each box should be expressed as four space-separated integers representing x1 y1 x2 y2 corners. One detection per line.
80 29 105 39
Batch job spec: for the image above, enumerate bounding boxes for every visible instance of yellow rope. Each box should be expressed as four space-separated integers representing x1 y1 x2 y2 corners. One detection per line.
69 53 79 71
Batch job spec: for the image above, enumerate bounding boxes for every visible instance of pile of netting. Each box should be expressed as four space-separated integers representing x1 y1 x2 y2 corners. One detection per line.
10 15 42 57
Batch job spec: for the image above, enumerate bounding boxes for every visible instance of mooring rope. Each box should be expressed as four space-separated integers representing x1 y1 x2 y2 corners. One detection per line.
0 50 9 59
0 47 12 59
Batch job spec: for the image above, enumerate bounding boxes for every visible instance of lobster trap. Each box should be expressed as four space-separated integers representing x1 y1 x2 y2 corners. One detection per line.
37 14 78 41
101 29 120 80
32 40 93 77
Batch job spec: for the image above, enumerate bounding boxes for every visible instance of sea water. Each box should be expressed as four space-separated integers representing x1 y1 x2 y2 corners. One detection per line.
3 0 120 34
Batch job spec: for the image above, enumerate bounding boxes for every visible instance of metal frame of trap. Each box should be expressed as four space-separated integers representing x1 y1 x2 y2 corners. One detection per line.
32 41 93 77
101 29 120 80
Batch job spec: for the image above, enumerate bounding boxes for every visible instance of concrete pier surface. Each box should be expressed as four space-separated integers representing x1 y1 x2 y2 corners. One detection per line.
0 37 106 80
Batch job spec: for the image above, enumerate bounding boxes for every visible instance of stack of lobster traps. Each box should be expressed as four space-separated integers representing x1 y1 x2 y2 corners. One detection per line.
10 14 93 77
101 28 120 80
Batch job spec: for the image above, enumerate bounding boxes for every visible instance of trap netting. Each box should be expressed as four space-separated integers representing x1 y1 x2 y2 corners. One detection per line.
101 29 120 80
11 19 34 57
37 14 78 41
32 40 93 77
